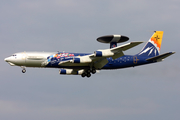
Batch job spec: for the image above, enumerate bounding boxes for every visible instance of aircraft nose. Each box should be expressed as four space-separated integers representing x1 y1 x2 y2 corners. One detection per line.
4 57 9 62
4 58 7 62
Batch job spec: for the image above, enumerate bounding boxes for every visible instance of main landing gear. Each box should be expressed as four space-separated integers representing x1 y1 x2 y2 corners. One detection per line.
81 68 96 78
81 72 91 78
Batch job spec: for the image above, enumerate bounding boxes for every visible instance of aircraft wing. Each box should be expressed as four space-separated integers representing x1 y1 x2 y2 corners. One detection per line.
91 41 143 59
58 41 143 69
111 42 144 51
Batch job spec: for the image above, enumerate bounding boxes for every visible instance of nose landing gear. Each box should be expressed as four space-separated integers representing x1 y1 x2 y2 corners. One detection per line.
22 68 26 73
21 66 26 73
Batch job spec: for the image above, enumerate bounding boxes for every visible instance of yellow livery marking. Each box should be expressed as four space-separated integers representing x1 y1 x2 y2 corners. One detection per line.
150 31 163 51
133 56 139 64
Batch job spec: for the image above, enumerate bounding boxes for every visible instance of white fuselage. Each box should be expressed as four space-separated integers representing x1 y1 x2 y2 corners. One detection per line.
4 52 55 67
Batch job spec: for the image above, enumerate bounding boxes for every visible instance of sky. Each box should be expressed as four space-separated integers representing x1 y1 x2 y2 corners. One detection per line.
0 0 180 120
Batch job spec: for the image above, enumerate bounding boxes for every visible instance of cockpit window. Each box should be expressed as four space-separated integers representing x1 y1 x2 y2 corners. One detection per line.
12 54 17 56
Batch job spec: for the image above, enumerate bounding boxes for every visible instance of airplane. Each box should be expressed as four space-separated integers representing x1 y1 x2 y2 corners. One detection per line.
4 31 175 78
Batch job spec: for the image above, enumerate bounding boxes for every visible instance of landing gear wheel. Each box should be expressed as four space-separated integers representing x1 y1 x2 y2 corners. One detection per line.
87 69 91 73
87 73 91 78
22 69 26 73
81 73 86 78
92 69 96 74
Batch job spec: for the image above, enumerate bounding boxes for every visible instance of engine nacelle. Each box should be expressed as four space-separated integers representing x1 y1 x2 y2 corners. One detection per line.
73 58 80 63
59 69 85 75
59 69 74 75
94 50 114 57
73 57 92 63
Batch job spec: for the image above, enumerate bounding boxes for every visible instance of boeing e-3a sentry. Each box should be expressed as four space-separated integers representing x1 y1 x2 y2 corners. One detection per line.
4 31 175 78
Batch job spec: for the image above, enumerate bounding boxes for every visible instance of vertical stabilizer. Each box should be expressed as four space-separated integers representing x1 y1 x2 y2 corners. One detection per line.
137 31 163 57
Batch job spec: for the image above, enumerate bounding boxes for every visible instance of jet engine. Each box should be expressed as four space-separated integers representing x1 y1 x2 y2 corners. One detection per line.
59 69 73 75
94 50 114 57
73 57 92 63
59 69 85 75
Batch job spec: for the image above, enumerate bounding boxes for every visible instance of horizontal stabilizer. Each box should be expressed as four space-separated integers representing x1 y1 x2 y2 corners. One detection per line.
146 52 175 62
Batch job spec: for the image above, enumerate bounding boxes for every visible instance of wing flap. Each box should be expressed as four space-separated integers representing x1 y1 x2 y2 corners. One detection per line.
94 58 109 69
111 50 124 60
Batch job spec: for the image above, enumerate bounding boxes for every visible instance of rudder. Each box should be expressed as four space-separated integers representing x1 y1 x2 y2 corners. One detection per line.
137 31 163 57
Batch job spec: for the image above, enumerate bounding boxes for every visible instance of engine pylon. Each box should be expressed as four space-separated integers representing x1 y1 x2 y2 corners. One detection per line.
97 35 129 48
